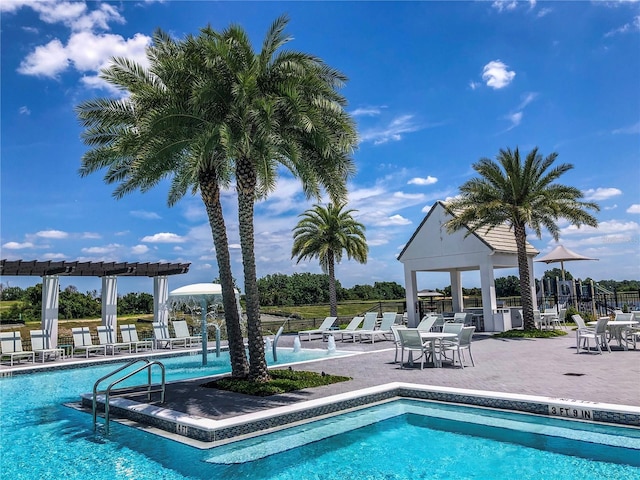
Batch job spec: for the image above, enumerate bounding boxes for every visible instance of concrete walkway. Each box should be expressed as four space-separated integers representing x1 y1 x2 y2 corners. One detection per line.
157 329 640 421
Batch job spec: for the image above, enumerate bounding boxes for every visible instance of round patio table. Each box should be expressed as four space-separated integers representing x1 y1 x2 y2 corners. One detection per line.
419 332 458 367
587 319 639 350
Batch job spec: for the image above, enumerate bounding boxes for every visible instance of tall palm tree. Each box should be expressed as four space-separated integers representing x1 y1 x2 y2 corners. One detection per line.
200 16 358 381
292 203 368 317
75 30 250 377
444 147 599 330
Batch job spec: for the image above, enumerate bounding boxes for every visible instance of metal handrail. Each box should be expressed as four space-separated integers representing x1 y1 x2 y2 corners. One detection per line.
92 359 165 434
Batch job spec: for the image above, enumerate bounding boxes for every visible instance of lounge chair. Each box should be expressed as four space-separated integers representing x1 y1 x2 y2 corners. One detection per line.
329 316 364 342
30 329 65 362
97 326 132 355
71 327 107 358
297 316 337 341
172 320 203 347
152 322 187 349
356 312 397 343
0 331 35 366
120 324 154 352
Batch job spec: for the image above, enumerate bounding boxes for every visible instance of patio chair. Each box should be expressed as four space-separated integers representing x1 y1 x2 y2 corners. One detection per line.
71 327 107 358
432 315 446 332
172 320 203 347
572 315 610 354
356 312 397 343
390 325 407 363
441 326 476 368
0 331 35 366
453 312 472 326
416 314 438 332
119 324 154 352
297 316 338 342
152 322 188 349
29 329 65 362
329 316 364 342
398 328 431 370
97 326 132 355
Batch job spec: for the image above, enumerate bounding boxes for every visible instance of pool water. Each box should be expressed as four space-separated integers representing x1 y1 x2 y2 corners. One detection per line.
1 352 639 480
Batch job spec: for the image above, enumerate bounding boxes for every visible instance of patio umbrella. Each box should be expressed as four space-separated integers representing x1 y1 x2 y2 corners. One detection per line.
534 245 598 281
168 283 241 366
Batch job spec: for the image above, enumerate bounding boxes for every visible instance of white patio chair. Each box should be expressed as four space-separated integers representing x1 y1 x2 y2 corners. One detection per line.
119 324 154 352
0 331 35 366
453 312 472 326
390 325 407 363
71 327 107 358
172 320 203 347
97 326 132 355
416 315 438 332
297 316 338 341
30 329 65 362
441 326 476 368
152 322 187 349
356 312 397 343
398 329 431 370
330 316 363 342
573 315 610 354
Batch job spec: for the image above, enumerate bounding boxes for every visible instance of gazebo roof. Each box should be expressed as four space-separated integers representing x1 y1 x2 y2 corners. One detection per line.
0 259 190 277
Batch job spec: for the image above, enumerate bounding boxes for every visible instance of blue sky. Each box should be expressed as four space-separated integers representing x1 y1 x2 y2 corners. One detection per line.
1 0 639 295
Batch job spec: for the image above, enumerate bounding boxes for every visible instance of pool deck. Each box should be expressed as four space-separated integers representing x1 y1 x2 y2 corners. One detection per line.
3 328 639 434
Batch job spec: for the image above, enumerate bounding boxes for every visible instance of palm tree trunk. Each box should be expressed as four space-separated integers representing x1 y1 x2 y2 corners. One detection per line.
327 251 337 317
514 223 536 330
199 171 249 378
236 158 270 382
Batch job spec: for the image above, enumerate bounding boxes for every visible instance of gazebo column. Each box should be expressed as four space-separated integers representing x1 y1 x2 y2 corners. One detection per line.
154 275 169 325
101 276 118 330
528 256 538 311
404 269 418 327
450 270 464 312
41 275 59 348
479 262 497 330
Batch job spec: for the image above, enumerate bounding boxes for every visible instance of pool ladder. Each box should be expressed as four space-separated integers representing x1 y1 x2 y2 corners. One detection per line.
92 358 166 434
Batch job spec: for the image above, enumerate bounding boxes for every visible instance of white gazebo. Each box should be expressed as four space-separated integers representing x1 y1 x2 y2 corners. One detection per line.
398 201 539 331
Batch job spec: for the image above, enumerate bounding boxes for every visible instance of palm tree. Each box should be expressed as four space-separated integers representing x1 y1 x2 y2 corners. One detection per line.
75 30 250 377
444 147 599 330
200 16 358 381
292 203 368 317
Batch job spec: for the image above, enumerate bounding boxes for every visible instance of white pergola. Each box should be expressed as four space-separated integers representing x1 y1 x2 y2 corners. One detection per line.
397 202 539 331
0 260 190 347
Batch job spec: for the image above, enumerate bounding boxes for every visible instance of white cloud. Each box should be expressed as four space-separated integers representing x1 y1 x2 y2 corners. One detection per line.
603 204 618 211
605 15 640 37
505 111 523 130
612 122 640 135
36 229 68 239
627 204 640 214
408 176 438 186
196 263 213 270
131 210 162 220
351 107 382 117
81 232 101 239
81 244 121 254
2 241 34 250
518 92 538 109
17 39 69 77
359 115 422 145
19 106 30 115
537 7 552 18
482 60 516 89
561 219 639 236
582 187 622 201
42 252 67 260
141 232 186 243
131 244 149 255
492 1 518 13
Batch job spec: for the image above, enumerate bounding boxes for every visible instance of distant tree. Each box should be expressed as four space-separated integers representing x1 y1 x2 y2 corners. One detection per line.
444 147 599 330
0 286 24 301
495 276 521 297
292 202 368 316
372 281 405 299
543 268 572 281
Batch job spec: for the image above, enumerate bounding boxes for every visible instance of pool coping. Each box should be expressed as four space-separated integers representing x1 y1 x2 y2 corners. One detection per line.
82 382 640 448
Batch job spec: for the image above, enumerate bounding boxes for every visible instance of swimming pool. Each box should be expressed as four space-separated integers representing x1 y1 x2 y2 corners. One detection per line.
1 352 639 479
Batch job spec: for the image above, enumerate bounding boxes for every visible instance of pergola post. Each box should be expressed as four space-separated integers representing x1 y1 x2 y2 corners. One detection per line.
101 275 118 330
154 275 169 325
42 275 59 348
450 270 464 312
479 261 497 328
404 269 418 327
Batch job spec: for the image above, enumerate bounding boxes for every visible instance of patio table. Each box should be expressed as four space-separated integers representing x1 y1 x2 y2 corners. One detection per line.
419 331 459 367
587 319 639 350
